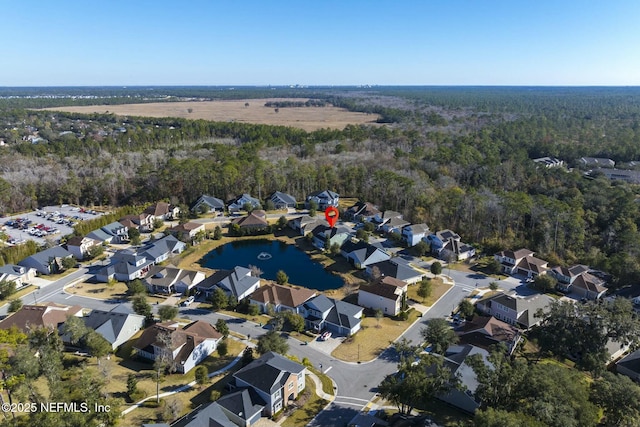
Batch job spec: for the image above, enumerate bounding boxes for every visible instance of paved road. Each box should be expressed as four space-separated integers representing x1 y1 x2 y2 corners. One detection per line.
8 234 516 427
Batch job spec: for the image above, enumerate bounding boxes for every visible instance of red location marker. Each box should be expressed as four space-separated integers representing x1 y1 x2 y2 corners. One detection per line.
325 206 339 228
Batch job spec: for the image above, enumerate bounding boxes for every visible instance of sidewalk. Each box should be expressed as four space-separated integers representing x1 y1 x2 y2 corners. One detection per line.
277 370 335 425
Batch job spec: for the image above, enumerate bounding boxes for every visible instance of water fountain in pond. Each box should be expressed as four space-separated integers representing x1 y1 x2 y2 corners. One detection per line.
257 252 272 260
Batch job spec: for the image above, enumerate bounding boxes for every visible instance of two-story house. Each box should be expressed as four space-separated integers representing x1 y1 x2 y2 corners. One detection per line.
228 194 262 213
144 201 180 221
133 320 222 374
310 224 351 251
551 264 607 300
95 248 154 282
232 351 306 416
358 276 408 316
344 201 380 222
65 236 101 260
402 223 430 247
476 291 555 329
119 213 154 232
0 264 36 288
494 248 549 278
365 258 425 285
306 190 339 211
301 294 363 336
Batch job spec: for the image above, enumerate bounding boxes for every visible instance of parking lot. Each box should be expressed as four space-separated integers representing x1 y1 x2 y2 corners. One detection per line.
1 205 104 245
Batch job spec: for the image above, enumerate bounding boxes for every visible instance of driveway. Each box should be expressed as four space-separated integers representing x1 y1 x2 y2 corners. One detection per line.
306 335 343 355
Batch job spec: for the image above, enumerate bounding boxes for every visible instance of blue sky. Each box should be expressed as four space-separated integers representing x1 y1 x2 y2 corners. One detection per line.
2 0 639 86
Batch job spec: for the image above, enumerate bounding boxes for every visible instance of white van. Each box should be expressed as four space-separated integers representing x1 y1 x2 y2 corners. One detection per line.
181 296 195 306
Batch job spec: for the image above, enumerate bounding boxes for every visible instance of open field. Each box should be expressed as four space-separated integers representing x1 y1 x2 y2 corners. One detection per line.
44 98 381 132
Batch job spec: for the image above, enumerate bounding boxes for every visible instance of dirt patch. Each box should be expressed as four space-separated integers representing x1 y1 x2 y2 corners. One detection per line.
43 98 381 132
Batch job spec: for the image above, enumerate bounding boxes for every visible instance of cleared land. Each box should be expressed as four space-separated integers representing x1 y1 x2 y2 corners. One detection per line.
44 99 380 131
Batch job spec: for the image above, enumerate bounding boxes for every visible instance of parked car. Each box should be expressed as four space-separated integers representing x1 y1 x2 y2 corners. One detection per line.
319 331 332 341
181 296 195 307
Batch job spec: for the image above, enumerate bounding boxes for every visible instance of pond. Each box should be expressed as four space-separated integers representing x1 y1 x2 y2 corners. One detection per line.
200 239 345 291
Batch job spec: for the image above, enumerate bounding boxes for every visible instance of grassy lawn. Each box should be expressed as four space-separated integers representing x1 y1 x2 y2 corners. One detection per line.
281 377 328 427
66 281 128 299
45 268 78 280
331 310 422 362
406 278 452 306
0 284 37 308
219 309 271 326
91 335 245 425
308 367 335 395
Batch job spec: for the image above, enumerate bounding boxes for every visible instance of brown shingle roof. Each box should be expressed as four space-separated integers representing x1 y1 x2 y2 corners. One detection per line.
359 277 405 301
231 212 268 228
249 283 316 309
133 320 221 364
0 303 83 332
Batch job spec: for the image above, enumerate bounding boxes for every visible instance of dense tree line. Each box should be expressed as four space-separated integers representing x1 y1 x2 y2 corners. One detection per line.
2 88 640 285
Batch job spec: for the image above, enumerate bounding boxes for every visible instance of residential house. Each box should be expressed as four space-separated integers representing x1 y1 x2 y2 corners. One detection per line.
494 248 549 278
144 202 180 221
358 276 408 316
552 264 607 300
191 195 225 214
102 221 129 243
133 320 222 374
119 213 153 232
0 264 36 288
533 157 565 168
424 230 475 261
372 210 403 228
177 399 246 427
0 302 83 333
436 344 489 413
65 236 100 260
592 168 640 184
306 190 339 210
476 291 555 329
341 240 391 269
269 191 297 210
456 315 522 355
228 194 261 213
288 215 326 236
95 248 154 282
344 201 380 222
310 224 351 250
82 309 145 350
231 211 269 231
196 266 261 301
402 223 430 247
249 283 317 314
87 221 129 244
167 221 205 240
365 258 425 285
441 238 476 262
617 349 640 382
19 246 74 275
232 351 306 416
144 265 205 295
301 294 363 336
579 157 615 168
380 216 410 235
86 228 114 244
141 234 186 264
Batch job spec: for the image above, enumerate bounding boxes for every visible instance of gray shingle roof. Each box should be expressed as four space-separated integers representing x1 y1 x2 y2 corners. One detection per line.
20 246 72 265
271 191 297 205
234 351 305 395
